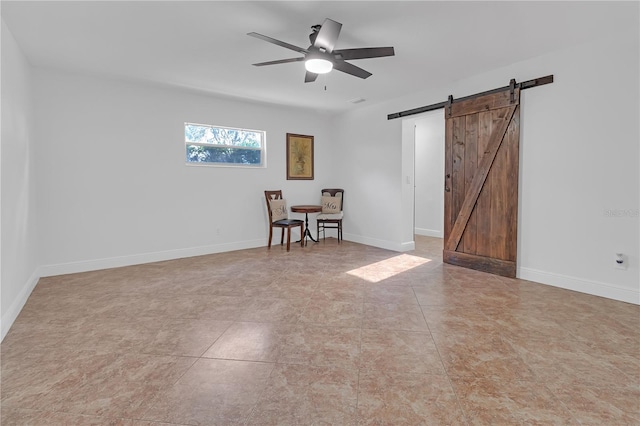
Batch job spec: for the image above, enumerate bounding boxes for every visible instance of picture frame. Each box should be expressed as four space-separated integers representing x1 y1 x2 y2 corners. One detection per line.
286 133 314 180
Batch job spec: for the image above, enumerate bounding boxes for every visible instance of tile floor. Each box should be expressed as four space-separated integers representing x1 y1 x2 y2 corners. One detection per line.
1 236 638 425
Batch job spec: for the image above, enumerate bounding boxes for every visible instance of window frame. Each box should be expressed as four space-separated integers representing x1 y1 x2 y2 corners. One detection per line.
184 122 266 168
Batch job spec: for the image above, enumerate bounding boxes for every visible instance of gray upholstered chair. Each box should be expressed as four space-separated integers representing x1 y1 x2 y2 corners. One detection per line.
264 190 304 251
317 188 344 242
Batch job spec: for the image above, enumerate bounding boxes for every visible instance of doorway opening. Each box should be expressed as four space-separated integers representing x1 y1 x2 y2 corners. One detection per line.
401 110 445 248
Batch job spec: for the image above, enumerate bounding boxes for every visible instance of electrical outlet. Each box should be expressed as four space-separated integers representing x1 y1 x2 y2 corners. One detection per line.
614 253 627 270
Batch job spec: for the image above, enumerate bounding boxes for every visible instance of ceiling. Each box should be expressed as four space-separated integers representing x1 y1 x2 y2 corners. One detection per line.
2 1 636 114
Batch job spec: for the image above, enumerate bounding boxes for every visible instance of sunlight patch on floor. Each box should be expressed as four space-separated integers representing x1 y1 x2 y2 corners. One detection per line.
347 254 432 283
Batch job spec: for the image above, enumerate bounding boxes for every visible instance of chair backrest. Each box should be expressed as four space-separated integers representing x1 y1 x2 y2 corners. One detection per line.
265 190 285 223
321 188 344 211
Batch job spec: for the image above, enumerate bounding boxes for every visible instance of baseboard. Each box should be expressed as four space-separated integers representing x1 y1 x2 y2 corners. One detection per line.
399 241 416 252
518 266 639 305
1 268 41 341
343 233 413 252
415 228 443 238
39 239 266 277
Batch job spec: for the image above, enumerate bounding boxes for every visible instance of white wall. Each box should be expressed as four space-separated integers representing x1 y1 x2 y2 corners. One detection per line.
511 30 639 303
1 19 39 339
413 112 444 238
33 69 336 275
335 27 639 304
332 104 408 251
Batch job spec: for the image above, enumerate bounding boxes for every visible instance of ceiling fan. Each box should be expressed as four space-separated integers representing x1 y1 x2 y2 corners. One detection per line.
247 18 395 83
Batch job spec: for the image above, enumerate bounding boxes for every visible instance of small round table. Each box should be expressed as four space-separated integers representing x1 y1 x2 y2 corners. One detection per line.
290 205 322 245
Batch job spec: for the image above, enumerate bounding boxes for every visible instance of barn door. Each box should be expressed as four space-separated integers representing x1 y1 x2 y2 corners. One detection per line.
443 87 520 277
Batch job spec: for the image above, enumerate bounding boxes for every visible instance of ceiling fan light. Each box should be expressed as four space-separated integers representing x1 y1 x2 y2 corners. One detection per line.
305 58 333 74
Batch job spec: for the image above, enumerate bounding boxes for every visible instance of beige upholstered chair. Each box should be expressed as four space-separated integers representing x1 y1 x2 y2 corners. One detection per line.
264 190 304 251
317 188 344 242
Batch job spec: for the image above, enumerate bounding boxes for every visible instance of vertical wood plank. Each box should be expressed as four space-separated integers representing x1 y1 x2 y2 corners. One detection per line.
475 110 492 257
451 116 466 233
489 108 509 260
505 106 520 261
443 117 453 243
462 113 478 254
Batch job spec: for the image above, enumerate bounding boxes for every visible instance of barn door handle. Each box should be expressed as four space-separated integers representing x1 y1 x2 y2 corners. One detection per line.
445 186 451 192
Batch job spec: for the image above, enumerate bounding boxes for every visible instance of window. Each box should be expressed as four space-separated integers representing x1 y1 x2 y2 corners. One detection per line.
185 122 265 167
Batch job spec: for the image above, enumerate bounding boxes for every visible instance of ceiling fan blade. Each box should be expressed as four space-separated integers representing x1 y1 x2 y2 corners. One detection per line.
247 32 308 54
314 18 342 52
304 71 318 83
252 57 304 67
333 47 395 60
333 60 372 79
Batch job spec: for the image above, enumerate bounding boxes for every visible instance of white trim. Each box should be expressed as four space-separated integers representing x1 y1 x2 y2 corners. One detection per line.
39 239 265 277
184 161 266 169
1 268 41 341
186 141 262 151
518 266 639 305
414 227 443 238
343 233 414 252
399 241 416 252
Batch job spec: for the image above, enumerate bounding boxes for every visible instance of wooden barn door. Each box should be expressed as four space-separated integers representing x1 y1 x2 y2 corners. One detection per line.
443 88 520 277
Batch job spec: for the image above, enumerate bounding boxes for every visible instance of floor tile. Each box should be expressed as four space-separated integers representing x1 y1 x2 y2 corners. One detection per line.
279 324 362 369
246 364 358 425
143 318 232 357
507 335 638 388
202 321 293 362
0 408 114 425
546 382 640 425
36 354 196 418
432 332 536 380
364 283 419 305
450 376 579 425
239 297 309 323
190 295 253 320
261 279 318 299
141 358 274 425
362 302 429 331
359 328 445 375
356 371 467 425
411 283 460 306
421 306 498 336
309 279 365 302
299 298 364 328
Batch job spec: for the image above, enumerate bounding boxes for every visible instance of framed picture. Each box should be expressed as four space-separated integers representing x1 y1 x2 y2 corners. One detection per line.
286 133 314 180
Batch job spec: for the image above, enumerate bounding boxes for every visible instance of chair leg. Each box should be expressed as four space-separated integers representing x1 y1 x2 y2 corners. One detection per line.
300 224 304 247
268 226 273 248
286 228 291 251
339 221 342 242
280 228 285 246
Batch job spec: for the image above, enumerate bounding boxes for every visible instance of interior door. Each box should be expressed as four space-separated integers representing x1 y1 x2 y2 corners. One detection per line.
443 88 520 277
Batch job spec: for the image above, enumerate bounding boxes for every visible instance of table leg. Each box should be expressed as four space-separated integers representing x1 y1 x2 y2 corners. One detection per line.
302 213 318 245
